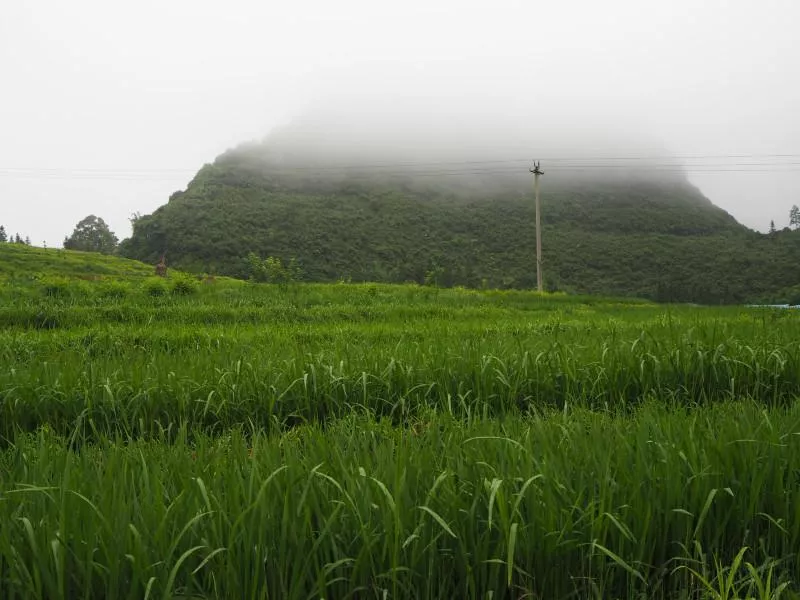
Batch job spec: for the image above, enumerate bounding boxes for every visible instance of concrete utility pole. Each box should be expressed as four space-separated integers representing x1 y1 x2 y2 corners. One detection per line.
530 161 544 292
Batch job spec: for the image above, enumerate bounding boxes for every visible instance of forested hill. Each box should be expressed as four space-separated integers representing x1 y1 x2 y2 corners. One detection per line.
119 141 800 304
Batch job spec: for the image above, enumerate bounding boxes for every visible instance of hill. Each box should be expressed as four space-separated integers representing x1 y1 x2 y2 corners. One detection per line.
118 132 800 304
0 242 155 281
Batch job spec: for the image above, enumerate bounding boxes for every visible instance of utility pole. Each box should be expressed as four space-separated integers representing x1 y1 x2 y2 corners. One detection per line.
529 161 544 292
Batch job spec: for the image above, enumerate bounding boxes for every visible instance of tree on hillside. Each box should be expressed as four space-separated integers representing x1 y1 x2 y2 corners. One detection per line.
790 205 800 230
246 253 302 284
14 233 23 244
0 226 6 242
769 220 777 235
63 215 118 254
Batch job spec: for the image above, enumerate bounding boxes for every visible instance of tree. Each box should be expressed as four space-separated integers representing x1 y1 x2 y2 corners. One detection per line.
769 220 777 235
14 233 22 244
790 205 800 230
24 236 31 246
0 226 6 242
63 215 118 254
245 252 302 284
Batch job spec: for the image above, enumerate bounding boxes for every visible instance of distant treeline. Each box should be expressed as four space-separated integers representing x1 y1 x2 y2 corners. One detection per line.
0 225 31 245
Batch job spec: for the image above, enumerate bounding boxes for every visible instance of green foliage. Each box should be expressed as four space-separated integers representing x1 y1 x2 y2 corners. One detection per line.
169 272 199 296
424 262 445 287
63 214 119 255
142 276 168 297
245 252 302 284
677 544 792 600
0 225 6 242
39 276 73 298
117 152 800 304
97 280 131 300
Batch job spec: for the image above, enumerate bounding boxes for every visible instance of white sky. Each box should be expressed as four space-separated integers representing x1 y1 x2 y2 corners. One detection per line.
1 0 799 245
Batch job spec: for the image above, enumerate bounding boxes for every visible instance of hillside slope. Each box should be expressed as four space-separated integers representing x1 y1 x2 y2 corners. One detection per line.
119 143 800 304
0 242 155 281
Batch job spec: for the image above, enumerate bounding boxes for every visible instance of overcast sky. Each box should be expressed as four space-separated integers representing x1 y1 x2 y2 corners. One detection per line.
2 0 799 246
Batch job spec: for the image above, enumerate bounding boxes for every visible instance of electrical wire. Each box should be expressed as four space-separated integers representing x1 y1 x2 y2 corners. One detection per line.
2 154 800 180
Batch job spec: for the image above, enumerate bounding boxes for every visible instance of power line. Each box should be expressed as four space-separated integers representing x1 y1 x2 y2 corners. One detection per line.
2 155 800 181
341 167 800 177
0 167 196 173
2 153 800 174
2 168 800 182
544 153 800 162
253 153 800 171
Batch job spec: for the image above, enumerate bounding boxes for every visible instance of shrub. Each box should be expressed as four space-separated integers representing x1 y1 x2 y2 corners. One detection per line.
246 253 302 284
142 277 168 297
40 277 73 299
98 281 130 300
170 273 199 296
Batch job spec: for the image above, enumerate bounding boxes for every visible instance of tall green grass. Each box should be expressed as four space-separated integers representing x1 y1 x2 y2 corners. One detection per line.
1 403 799 599
1 274 800 597
1 280 799 438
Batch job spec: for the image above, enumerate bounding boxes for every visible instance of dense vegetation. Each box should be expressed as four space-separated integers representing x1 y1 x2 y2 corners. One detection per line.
2 245 800 598
118 142 800 304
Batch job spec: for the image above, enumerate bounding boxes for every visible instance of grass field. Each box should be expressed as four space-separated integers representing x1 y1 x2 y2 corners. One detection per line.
1 245 800 599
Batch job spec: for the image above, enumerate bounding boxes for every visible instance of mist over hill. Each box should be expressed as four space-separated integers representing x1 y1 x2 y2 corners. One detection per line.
119 111 800 304
227 105 684 184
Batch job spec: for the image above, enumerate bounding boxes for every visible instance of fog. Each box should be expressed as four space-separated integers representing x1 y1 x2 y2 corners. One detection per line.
237 92 684 193
1 0 798 246
264 91 669 165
